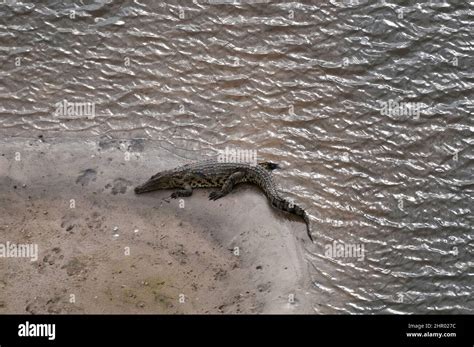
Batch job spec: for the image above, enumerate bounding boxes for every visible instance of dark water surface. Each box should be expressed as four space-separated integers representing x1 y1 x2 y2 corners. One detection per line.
0 1 472 313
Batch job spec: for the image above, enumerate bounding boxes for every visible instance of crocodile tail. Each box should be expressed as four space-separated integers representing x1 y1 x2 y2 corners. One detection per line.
283 200 314 242
302 210 313 242
295 205 313 242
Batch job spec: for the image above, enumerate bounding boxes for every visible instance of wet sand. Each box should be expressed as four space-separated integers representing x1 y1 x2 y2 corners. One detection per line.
0 136 313 314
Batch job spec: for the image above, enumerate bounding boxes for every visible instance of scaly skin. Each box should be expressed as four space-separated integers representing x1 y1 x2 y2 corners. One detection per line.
135 160 313 241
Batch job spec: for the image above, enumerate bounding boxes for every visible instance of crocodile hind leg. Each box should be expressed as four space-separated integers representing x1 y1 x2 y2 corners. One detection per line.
171 184 192 199
258 162 280 171
209 171 245 201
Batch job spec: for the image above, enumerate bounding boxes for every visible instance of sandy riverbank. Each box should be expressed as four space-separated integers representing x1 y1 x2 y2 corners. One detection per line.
0 136 313 313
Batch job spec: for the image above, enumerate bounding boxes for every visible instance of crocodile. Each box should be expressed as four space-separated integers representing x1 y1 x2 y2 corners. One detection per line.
134 160 313 241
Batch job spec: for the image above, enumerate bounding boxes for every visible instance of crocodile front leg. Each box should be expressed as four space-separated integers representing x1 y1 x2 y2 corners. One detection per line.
171 184 192 198
209 171 245 201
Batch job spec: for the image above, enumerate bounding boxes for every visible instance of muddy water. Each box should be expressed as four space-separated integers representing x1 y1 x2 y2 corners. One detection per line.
0 1 472 313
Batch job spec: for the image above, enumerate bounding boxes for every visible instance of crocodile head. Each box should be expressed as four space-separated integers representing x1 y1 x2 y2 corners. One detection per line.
134 170 183 194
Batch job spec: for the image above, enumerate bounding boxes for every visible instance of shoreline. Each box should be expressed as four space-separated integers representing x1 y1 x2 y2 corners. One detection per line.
0 136 313 313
